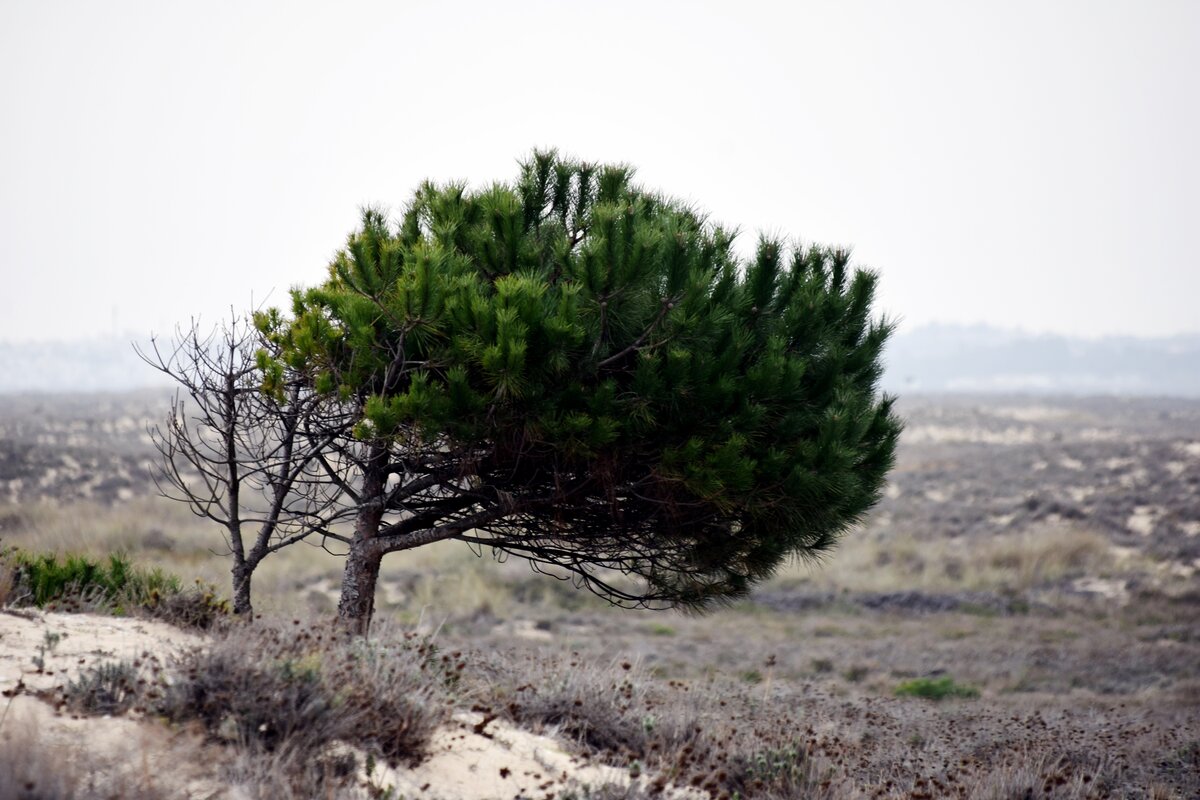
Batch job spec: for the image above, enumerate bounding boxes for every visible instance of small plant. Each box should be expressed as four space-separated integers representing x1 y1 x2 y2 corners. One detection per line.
64 660 141 715
744 743 813 784
142 579 231 630
32 630 66 672
842 664 870 683
895 675 980 700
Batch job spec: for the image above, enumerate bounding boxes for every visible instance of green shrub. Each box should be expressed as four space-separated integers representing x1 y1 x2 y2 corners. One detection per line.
895 676 980 701
5 548 178 609
1 546 228 629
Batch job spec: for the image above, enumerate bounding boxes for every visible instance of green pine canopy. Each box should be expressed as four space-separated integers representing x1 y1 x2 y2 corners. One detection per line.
256 150 901 610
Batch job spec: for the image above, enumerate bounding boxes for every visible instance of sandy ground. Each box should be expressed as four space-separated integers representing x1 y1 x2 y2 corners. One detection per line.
375 710 655 800
0 610 669 799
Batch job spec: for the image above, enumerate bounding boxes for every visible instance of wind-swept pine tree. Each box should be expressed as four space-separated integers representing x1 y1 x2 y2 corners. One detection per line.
256 150 902 632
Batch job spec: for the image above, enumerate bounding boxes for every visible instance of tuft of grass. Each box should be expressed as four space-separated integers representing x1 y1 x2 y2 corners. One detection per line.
63 660 142 715
895 675 980 701
842 664 870 683
141 579 231 630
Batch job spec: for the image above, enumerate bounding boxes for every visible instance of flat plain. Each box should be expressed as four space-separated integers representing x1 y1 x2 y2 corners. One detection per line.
1 391 1197 798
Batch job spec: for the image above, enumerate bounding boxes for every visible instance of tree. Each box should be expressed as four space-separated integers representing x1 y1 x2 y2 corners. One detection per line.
252 150 902 633
138 315 354 615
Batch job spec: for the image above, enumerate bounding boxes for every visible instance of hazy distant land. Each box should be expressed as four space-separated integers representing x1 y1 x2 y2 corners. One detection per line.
3 323 1198 396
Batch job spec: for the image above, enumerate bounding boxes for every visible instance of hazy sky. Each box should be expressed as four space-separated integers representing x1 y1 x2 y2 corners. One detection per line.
2 1 1196 343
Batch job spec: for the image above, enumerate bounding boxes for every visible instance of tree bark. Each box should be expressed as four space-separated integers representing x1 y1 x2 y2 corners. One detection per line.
336 539 382 635
231 563 253 617
336 442 389 634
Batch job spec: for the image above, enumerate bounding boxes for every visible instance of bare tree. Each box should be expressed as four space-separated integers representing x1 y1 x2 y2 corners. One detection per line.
136 314 354 615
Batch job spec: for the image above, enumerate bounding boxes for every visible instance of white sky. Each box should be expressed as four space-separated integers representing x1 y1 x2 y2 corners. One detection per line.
1 0 1197 343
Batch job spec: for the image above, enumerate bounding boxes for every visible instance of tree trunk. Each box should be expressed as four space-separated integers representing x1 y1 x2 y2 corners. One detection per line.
231 563 253 616
337 539 382 635
336 442 390 635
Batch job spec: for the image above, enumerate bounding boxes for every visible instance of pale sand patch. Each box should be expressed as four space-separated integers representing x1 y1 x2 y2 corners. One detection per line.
923 488 948 503
0 612 224 799
1078 428 1124 443
903 425 1044 446
1059 457 1084 471
1067 486 1096 504
1166 461 1188 477
1069 577 1130 606
1125 506 1160 537
0 610 200 694
1108 545 1139 562
1118 468 1149 489
991 406 1075 423
371 711 697 800
1177 442 1200 458
1164 562 1196 579
377 711 619 797
1 698 227 798
304 576 343 607
1181 521 1200 538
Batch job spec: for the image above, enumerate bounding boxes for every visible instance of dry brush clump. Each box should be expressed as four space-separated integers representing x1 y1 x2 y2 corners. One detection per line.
41 619 458 798
472 652 842 799
156 621 453 768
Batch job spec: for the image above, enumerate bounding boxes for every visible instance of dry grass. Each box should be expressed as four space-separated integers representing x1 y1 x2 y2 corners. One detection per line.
475 653 840 799
776 523 1124 596
474 649 1197 799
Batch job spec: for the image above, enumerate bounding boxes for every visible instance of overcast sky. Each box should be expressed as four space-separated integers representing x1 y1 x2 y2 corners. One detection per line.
1 0 1196 344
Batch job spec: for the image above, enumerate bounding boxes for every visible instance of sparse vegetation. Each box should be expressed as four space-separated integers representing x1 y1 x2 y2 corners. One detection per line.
1 394 1198 798
895 675 981 700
